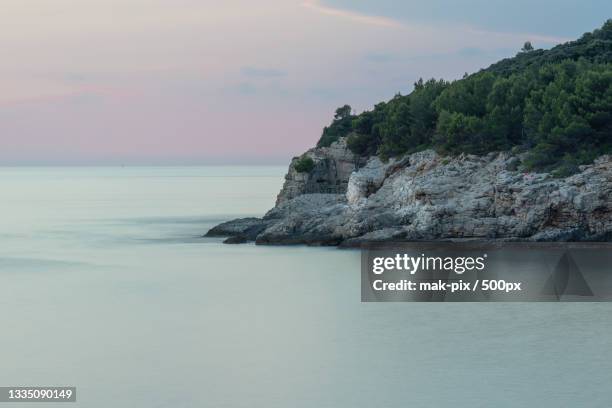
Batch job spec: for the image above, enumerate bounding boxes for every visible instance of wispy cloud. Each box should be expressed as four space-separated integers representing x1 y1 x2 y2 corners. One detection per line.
0 80 134 107
236 82 257 94
240 66 287 78
303 1 570 49
465 27 571 45
364 53 399 63
301 0 403 28
0 0 592 164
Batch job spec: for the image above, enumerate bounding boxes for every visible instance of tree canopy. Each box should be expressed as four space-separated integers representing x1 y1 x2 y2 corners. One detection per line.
316 20 612 175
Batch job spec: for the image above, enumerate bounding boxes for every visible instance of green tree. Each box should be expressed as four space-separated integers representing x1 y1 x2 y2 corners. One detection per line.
317 21 612 175
316 104 355 147
334 105 352 120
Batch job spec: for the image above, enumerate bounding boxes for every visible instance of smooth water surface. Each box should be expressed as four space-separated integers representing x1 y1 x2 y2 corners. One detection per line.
1 166 610 407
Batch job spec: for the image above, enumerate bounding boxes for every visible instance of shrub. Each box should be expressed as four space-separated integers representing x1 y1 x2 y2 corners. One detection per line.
294 155 315 173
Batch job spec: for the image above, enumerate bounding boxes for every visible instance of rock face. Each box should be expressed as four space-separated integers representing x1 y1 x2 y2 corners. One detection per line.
276 138 366 205
207 139 612 246
205 217 270 241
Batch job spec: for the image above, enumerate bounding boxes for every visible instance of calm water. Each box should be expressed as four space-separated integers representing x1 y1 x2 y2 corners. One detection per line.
0 166 611 408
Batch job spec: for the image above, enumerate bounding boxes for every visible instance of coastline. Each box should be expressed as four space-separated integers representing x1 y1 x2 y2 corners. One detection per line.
207 140 611 246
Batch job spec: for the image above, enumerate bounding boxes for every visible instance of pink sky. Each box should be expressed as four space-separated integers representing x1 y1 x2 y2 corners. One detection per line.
0 0 567 164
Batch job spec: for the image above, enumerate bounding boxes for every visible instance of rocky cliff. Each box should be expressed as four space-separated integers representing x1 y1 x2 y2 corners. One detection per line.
206 138 612 246
275 138 366 205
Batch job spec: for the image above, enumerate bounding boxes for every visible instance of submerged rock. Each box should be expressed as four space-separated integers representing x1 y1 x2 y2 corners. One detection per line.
206 139 612 246
223 235 248 244
204 217 270 240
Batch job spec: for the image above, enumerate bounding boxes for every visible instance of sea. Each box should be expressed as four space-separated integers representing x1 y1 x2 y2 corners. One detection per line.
1 166 610 407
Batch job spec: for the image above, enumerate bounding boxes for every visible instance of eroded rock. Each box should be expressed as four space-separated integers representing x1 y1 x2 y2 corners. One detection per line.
276 138 366 205
206 140 612 245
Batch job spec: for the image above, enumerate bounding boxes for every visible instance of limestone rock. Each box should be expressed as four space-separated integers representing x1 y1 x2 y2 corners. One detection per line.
204 217 270 240
275 138 366 205
207 140 612 245
223 235 248 244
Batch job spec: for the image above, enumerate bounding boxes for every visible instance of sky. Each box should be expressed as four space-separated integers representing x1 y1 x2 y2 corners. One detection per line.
0 0 609 165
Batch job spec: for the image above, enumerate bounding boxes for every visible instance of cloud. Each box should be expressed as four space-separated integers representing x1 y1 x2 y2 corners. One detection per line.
236 82 257 94
459 46 520 59
462 26 571 46
457 47 489 57
0 0 587 164
362 47 517 66
301 0 403 28
364 53 398 63
240 66 287 78
309 1 571 46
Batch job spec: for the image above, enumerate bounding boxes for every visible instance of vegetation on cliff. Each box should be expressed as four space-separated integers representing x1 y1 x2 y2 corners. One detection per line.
317 21 612 176
294 155 315 173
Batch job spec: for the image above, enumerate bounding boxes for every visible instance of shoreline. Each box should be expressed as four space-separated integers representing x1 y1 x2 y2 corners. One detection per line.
207 144 611 246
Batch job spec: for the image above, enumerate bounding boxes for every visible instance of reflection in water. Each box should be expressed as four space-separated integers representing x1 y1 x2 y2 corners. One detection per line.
0 166 610 408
